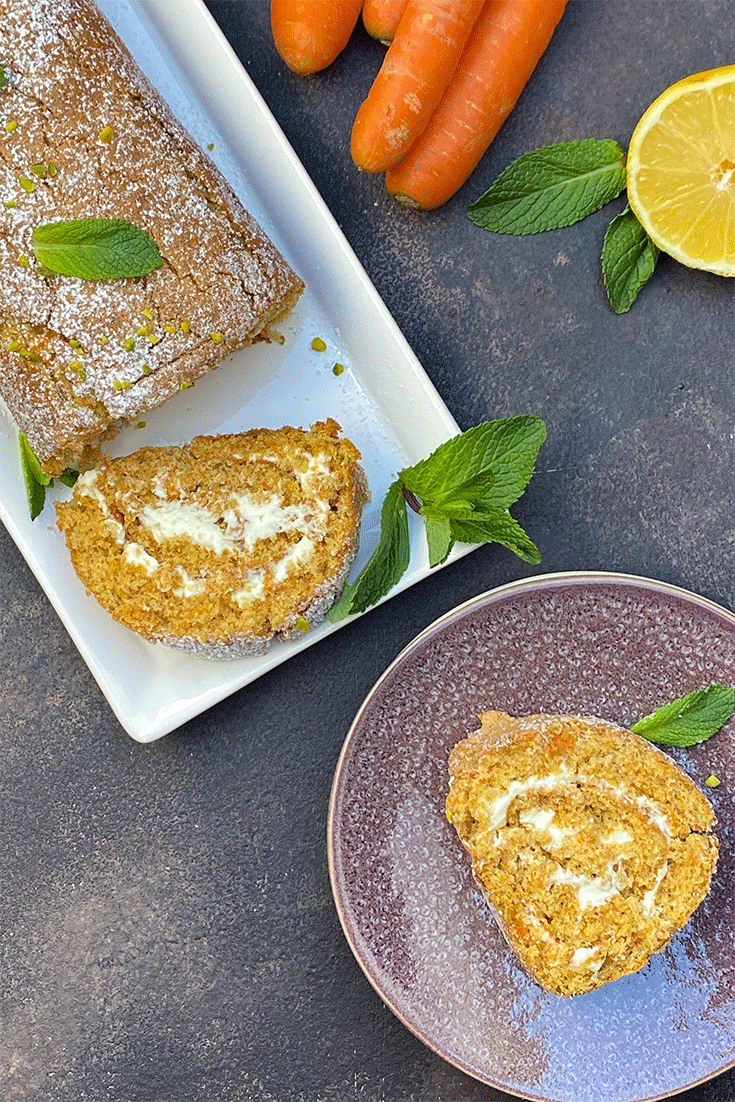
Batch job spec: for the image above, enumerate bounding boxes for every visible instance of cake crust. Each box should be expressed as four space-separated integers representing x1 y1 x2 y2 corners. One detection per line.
0 0 303 474
446 710 719 997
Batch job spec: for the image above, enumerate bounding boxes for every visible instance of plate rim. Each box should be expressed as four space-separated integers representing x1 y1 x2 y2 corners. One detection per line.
327 569 735 1102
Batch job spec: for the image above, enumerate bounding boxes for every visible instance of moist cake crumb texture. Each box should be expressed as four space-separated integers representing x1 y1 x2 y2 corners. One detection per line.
55 419 367 659
446 710 719 997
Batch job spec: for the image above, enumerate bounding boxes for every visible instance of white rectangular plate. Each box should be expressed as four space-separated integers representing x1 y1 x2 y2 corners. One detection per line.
0 0 470 742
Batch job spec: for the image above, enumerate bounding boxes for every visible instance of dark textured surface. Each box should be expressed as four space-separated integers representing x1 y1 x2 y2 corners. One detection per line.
1 2 734 1100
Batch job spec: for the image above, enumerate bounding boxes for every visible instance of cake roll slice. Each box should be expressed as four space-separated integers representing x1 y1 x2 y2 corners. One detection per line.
446 710 718 997
55 420 367 658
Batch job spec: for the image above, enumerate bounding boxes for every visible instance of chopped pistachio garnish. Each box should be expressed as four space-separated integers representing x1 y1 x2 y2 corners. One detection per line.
17 254 29 267
69 358 82 370
69 338 81 348
29 163 47 178
3 199 17 209
207 142 215 151
148 335 160 346
20 348 40 362
5 119 18 133
113 378 123 391
705 774 721 788
124 337 135 352
136 325 149 337
121 379 132 390
179 380 189 390
295 616 310 632
141 308 153 320
47 162 57 177
7 339 21 351
19 175 35 193
136 421 146 428
311 336 327 352
164 324 176 334
333 362 345 376
141 363 151 375
99 125 114 144
180 320 190 334
210 332 223 343
99 335 109 346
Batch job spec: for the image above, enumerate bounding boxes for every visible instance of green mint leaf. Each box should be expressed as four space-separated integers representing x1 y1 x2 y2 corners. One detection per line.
19 432 51 519
632 684 735 747
449 509 541 564
32 218 163 280
423 510 453 567
403 416 546 512
602 205 660 313
327 480 410 621
467 139 627 235
0 67 5 90
59 468 79 488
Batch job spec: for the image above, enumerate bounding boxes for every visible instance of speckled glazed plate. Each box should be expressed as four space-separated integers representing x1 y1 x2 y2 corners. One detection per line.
328 572 735 1102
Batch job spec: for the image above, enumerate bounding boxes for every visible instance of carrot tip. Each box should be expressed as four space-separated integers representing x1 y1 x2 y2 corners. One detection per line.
390 192 423 209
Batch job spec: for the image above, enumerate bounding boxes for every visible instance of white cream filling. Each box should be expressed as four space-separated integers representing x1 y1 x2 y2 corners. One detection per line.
272 535 315 582
172 567 206 598
231 569 266 607
122 541 159 575
519 807 578 848
642 861 669 917
549 865 622 909
570 946 603 971
77 469 125 545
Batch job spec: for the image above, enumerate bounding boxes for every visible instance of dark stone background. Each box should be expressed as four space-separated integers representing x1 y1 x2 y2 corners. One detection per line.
1 2 733 1099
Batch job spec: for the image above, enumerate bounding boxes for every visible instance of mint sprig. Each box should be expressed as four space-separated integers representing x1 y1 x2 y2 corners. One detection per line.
467 140 626 235
327 416 545 622
632 684 735 747
602 206 660 313
468 138 660 313
19 432 77 519
32 218 163 280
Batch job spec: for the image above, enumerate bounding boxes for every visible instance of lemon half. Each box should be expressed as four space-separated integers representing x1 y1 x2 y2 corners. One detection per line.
626 65 735 276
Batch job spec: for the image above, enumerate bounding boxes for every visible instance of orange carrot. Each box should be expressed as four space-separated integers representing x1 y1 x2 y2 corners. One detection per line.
385 0 568 208
270 0 364 76
362 0 408 43
351 0 485 173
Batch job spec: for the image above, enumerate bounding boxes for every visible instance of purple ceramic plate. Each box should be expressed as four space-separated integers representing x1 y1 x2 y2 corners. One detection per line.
328 572 735 1102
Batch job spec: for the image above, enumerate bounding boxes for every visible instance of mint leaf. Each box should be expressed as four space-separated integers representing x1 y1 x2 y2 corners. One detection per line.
632 684 735 747
602 206 659 313
403 416 546 511
467 139 627 235
423 509 453 567
449 509 541 564
327 480 410 621
19 432 51 520
0 67 5 90
328 417 545 621
32 218 163 279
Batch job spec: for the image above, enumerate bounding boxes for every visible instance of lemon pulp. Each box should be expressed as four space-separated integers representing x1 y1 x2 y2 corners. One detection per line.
626 66 735 276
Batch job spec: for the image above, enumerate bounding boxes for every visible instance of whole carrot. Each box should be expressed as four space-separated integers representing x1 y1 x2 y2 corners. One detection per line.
386 0 569 209
351 0 485 173
270 0 364 75
362 0 408 44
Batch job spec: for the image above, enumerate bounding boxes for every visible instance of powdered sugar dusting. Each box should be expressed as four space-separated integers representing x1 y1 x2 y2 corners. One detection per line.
0 0 302 471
